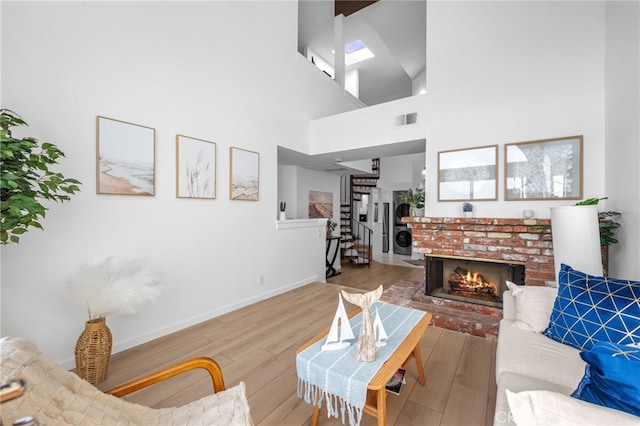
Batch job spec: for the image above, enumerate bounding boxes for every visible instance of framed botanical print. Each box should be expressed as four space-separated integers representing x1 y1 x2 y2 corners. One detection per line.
176 135 216 199
505 136 583 200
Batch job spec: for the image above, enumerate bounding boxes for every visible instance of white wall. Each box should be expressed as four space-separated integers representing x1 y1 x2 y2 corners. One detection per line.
312 2 609 219
0 1 356 366
604 1 640 279
425 1 607 219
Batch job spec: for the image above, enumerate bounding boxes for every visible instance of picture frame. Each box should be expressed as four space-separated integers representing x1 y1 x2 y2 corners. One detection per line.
438 145 498 201
229 147 259 201
308 190 333 218
176 135 216 199
96 116 155 196
505 135 583 200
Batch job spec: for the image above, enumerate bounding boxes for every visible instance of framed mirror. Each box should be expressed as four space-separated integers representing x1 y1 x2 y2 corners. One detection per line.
438 145 498 201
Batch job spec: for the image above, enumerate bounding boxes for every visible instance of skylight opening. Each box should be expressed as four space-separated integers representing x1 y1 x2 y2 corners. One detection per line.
332 40 375 66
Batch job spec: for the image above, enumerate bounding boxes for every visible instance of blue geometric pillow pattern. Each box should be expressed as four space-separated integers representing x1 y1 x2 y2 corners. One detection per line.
572 341 640 417
543 264 640 350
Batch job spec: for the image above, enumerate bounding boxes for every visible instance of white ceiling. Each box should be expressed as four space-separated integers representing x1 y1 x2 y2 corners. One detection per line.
278 139 426 174
289 0 427 174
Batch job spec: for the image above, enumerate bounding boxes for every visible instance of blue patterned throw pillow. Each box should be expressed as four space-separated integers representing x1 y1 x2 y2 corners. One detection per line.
543 264 640 350
572 341 640 417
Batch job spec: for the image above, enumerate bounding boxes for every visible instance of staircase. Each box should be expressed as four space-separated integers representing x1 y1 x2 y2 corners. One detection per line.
340 159 380 267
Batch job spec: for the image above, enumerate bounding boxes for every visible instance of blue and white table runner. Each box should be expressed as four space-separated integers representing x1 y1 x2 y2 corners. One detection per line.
296 302 426 426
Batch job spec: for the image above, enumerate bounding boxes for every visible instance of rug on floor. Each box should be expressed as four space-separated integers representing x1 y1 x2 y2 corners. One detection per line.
379 280 501 340
403 259 424 266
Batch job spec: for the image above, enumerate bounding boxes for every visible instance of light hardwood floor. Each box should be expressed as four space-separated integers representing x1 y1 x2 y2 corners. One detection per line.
97 261 497 426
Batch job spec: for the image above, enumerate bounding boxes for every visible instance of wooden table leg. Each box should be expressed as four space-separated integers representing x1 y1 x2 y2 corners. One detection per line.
310 386 323 426
376 388 387 426
311 404 321 426
413 344 426 386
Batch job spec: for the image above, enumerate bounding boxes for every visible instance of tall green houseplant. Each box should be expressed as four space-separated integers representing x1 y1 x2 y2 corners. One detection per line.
1 109 81 244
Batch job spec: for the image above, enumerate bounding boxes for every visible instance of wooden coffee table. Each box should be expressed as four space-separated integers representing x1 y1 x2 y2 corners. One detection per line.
297 308 432 426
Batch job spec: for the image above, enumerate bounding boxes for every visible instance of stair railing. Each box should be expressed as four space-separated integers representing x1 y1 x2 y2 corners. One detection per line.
349 219 373 267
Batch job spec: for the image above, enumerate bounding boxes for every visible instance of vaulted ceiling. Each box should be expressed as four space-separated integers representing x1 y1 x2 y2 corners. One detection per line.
298 0 426 106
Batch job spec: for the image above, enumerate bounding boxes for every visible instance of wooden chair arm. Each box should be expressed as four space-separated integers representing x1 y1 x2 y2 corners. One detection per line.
105 357 225 397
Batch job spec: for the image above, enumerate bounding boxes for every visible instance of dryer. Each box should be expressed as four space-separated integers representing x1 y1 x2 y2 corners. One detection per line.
392 190 412 255
393 191 410 226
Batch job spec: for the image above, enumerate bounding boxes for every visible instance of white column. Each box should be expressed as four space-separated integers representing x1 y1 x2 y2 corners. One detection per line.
334 13 345 87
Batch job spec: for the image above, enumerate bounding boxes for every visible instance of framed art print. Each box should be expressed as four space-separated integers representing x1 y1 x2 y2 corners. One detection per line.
229 147 259 201
176 134 216 199
308 190 333 218
96 116 155 196
505 135 583 200
438 145 498 201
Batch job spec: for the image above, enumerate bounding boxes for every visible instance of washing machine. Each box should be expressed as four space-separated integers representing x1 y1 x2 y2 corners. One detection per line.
393 226 412 255
392 191 412 254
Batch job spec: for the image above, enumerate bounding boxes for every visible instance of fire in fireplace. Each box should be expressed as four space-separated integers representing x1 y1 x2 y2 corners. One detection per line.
448 266 500 301
425 255 525 308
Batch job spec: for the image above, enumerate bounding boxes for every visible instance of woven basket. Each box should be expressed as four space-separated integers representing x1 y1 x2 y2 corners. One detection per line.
75 317 112 385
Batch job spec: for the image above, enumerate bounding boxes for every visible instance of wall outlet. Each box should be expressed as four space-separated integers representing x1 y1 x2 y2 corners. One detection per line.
259 274 265 286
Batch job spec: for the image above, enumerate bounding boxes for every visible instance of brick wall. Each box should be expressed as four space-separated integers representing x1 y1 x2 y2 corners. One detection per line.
403 217 555 286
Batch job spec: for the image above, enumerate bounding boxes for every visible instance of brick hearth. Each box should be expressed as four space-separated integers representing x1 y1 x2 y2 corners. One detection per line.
380 280 500 340
403 217 555 286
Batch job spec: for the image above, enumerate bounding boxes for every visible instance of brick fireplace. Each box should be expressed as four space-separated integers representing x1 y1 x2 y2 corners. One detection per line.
402 217 556 287
398 217 554 338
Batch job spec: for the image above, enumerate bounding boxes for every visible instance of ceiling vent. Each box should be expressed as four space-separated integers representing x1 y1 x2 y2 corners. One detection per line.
394 112 418 127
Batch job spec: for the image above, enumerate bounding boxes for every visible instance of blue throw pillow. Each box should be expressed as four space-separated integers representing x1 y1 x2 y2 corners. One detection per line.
543 264 640 350
572 341 640 417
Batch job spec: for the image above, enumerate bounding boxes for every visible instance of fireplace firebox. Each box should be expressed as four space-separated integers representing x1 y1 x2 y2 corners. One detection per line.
425 255 525 308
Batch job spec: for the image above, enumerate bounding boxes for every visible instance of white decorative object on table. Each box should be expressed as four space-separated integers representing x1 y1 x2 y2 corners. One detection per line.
341 285 383 362
373 307 387 347
321 293 355 351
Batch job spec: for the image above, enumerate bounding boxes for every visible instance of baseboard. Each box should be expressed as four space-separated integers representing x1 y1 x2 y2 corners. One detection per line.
60 275 318 370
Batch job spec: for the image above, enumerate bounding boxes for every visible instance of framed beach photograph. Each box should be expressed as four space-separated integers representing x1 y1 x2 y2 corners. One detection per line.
229 147 259 201
505 135 583 200
438 145 498 201
96 116 155 196
176 135 216 199
308 190 333 218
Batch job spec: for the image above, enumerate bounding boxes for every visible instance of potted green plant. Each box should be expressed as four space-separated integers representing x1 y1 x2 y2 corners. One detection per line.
1 109 81 244
326 218 337 238
403 188 425 216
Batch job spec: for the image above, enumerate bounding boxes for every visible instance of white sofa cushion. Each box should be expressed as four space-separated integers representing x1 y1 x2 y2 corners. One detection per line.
504 283 557 333
506 389 640 426
494 371 575 426
496 319 585 388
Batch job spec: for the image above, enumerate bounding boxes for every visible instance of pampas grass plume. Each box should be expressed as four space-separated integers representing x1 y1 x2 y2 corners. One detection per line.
68 256 162 320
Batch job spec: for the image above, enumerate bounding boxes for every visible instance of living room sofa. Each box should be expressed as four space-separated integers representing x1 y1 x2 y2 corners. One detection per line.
493 271 640 425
